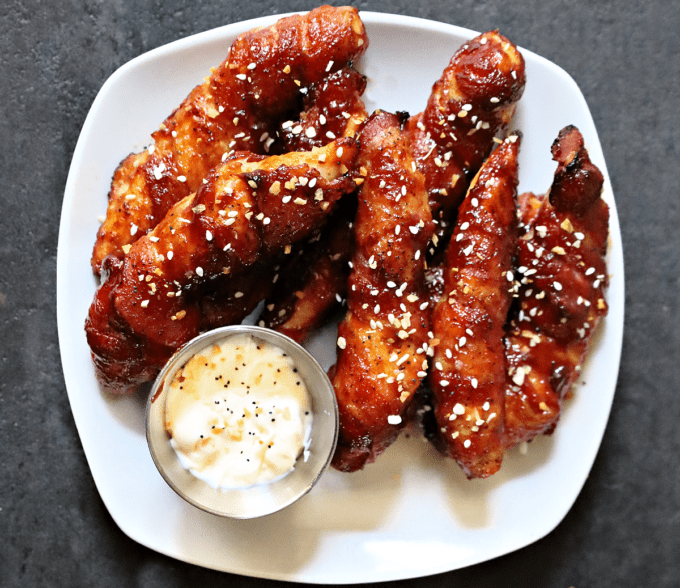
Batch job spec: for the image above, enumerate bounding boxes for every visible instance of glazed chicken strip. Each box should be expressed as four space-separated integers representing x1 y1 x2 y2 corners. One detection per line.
85 138 359 393
429 135 520 479
330 111 434 472
503 125 609 447
406 30 525 241
91 5 368 273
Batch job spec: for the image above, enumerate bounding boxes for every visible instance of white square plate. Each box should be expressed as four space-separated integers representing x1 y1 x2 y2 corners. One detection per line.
57 11 624 583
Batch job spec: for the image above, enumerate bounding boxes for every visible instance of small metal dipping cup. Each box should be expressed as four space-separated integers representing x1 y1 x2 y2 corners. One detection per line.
146 325 339 519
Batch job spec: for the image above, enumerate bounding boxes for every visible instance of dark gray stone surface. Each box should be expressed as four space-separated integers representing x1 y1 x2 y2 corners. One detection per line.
1 0 678 586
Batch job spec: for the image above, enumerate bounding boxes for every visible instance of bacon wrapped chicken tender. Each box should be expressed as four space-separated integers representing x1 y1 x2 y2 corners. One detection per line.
91 5 368 273
330 111 434 472
429 135 520 478
86 138 359 393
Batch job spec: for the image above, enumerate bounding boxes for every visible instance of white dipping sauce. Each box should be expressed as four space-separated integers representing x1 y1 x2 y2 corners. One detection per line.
165 334 312 489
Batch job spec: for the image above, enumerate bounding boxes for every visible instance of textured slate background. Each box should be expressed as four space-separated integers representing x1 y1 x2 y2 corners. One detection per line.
1 0 678 586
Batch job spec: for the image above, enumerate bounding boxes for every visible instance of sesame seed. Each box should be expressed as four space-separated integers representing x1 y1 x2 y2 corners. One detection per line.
471 378 478 388
463 439 471 448
453 403 465 415
337 337 346 350
512 370 525 386
387 415 402 425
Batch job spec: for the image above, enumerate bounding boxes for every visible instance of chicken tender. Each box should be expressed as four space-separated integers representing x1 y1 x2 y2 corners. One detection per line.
429 134 520 478
86 138 359 393
503 126 609 447
406 30 525 241
91 5 368 273
330 111 434 472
